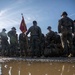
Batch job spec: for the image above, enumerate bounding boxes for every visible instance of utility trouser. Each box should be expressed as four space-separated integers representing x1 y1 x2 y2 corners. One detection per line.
62 31 73 55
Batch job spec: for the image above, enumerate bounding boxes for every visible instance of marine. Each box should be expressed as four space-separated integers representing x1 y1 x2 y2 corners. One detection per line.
0 28 9 56
58 11 74 57
8 27 18 56
26 20 42 57
19 32 28 57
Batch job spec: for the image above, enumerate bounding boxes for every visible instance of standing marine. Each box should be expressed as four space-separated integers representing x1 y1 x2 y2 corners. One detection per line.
0 28 9 56
26 20 42 57
19 31 28 57
46 26 56 47
58 11 74 57
8 27 18 56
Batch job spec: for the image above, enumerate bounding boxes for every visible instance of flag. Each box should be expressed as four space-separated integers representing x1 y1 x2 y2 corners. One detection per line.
20 15 27 33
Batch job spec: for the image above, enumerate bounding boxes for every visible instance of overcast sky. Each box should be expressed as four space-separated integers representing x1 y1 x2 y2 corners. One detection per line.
0 0 75 35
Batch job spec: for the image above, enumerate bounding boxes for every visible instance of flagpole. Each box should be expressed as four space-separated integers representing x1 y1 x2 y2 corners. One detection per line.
21 13 23 16
20 13 29 49
21 13 23 18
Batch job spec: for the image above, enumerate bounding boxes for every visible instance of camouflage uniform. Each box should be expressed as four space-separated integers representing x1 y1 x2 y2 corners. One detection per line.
73 20 75 45
26 21 42 57
19 32 28 56
44 26 56 56
40 33 45 56
46 26 56 47
0 28 9 56
58 11 74 56
73 20 75 32
8 27 18 56
73 20 75 55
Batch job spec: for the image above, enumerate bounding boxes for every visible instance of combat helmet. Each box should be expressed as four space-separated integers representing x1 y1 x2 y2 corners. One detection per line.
11 27 16 30
47 26 51 29
2 28 6 31
61 11 68 16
